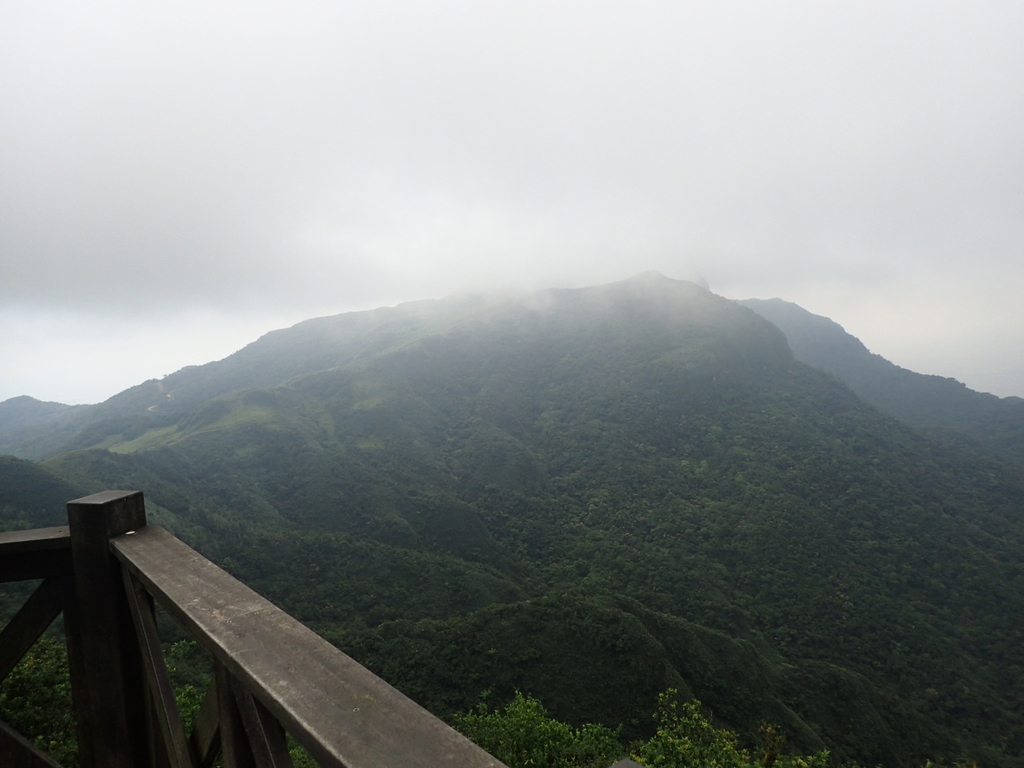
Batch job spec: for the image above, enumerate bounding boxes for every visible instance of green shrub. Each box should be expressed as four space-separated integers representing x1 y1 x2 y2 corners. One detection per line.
632 691 830 768
0 636 78 767
456 691 622 768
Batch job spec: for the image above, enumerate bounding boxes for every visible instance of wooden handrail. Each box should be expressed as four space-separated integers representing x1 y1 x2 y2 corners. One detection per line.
0 527 74 767
0 527 71 553
0 492 508 768
0 527 71 583
114 523 504 768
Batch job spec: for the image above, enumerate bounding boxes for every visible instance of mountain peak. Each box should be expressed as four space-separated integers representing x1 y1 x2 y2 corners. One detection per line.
622 270 709 291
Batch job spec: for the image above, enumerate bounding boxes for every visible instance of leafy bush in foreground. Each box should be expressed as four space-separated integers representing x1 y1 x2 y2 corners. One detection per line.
457 691 622 768
632 691 829 768
0 636 77 767
458 689 836 768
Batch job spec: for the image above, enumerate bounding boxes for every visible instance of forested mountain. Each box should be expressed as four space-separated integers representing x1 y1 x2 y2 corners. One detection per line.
0 293 508 459
3 273 1024 766
0 455 82 528
0 397 83 459
738 298 1024 467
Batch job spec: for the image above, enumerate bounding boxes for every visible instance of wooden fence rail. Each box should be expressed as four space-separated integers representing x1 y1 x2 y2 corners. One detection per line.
0 490 507 768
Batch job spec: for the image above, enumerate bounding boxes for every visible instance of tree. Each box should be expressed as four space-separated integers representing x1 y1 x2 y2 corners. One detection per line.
456 691 622 768
0 636 78 766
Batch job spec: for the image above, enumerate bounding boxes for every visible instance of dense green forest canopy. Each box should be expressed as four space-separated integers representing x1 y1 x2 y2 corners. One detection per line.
738 297 1024 467
2 274 1023 767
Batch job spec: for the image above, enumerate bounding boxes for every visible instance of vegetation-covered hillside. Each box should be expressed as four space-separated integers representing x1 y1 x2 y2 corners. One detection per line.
0 455 82 529
738 297 1024 467
3 274 1023 766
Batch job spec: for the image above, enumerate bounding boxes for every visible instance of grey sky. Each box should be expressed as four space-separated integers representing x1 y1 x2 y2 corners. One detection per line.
2 0 1022 403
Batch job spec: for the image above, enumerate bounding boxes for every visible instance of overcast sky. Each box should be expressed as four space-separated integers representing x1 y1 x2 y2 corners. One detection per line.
2 0 1022 404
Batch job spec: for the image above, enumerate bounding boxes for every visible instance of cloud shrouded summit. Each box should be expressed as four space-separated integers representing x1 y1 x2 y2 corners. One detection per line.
2 0 1023 403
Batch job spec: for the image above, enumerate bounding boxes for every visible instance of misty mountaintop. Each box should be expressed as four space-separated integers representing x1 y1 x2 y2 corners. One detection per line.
2 272 1024 767
1 272 789 459
3 271 1021 466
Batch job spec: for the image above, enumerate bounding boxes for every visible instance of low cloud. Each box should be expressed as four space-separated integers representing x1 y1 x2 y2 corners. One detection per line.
2 0 1022 401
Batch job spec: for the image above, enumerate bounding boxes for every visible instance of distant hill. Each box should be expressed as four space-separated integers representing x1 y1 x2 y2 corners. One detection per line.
0 454 83 528
0 293 545 459
0 396 85 459
737 297 1024 467
0 395 75 429
4 273 1024 766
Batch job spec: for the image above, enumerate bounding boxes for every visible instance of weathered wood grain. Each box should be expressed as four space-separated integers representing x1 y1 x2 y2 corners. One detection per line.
0 718 66 768
113 525 507 768
190 677 221 768
65 490 149 768
0 577 64 683
123 569 194 768
0 527 70 554
0 527 71 583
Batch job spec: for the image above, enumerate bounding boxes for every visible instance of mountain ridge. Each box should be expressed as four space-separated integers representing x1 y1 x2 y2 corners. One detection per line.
6 275 1021 465
738 297 1024 467
3 273 1023 765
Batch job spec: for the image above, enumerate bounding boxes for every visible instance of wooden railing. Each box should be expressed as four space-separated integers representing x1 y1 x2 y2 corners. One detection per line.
0 490 507 768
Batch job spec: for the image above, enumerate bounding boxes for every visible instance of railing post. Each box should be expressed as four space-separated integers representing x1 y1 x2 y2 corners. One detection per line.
64 491 150 768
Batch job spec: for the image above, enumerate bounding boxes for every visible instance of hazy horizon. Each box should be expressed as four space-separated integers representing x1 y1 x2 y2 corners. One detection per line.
3 1 1022 404
2 273 1019 406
